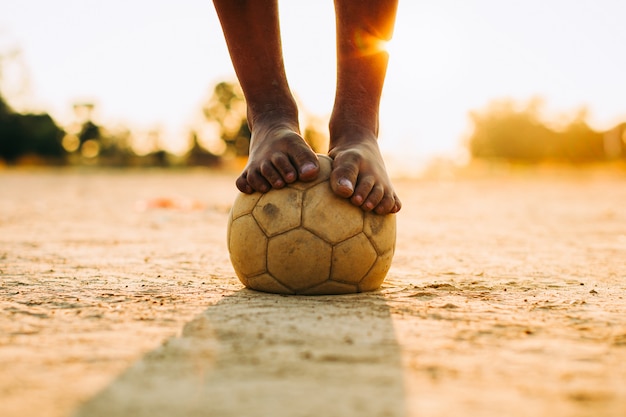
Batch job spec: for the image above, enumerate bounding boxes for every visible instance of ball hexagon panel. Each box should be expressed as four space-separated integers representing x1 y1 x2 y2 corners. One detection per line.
300 280 358 295
302 182 364 243
267 228 332 291
358 250 394 292
331 233 377 284
246 273 294 295
253 188 303 237
228 214 268 278
230 192 262 220
363 212 396 255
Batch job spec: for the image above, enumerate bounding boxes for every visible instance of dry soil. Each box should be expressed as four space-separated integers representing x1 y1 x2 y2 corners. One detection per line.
1 167 625 417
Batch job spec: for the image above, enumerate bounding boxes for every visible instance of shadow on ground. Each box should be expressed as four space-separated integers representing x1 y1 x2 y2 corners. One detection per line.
72 289 406 417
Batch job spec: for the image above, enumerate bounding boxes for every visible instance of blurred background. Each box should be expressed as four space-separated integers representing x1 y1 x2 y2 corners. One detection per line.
1 0 625 174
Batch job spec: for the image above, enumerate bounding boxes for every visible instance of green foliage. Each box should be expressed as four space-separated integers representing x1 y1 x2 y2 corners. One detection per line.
468 98 612 163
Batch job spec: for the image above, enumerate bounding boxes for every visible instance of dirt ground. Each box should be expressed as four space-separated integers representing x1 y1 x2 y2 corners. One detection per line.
1 166 625 417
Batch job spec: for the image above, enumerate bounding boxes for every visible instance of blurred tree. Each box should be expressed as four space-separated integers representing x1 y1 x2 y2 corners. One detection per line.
202 81 250 157
0 41 64 164
553 110 604 162
0 93 21 162
199 80 327 160
186 131 220 166
0 94 65 164
602 123 626 160
97 126 131 159
19 114 65 159
468 98 554 162
468 98 610 163
78 120 101 145
62 103 137 165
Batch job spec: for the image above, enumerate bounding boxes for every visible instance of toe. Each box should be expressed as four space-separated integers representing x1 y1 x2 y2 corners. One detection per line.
291 149 320 182
350 175 374 209
246 168 271 193
330 154 359 198
391 194 402 213
359 182 384 212
270 153 297 184
260 159 286 188
374 193 397 215
235 173 254 194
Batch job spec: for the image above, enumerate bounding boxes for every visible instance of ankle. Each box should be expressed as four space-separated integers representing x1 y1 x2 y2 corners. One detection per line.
329 128 380 156
330 106 379 134
246 97 299 131
329 116 379 145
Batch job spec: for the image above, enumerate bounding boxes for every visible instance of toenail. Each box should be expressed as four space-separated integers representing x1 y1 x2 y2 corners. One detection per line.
338 178 354 192
300 162 317 175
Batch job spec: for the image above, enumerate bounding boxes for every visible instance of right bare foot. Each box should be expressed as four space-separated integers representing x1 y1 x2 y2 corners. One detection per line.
328 124 401 215
236 111 320 194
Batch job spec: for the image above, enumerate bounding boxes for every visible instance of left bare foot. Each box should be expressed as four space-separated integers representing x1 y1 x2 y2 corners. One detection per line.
328 125 401 215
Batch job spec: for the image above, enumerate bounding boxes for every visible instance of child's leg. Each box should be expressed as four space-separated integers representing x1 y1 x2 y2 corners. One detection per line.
329 0 401 214
213 0 320 193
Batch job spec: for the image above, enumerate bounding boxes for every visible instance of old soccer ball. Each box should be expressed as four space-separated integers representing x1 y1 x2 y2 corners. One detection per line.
227 154 396 295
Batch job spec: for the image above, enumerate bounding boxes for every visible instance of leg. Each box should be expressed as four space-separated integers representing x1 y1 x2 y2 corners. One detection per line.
213 0 319 193
329 0 401 214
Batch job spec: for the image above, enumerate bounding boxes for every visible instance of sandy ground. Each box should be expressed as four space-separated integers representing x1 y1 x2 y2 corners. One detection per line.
1 166 626 417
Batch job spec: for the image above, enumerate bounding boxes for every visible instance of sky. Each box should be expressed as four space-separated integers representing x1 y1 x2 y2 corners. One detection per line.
2 0 626 173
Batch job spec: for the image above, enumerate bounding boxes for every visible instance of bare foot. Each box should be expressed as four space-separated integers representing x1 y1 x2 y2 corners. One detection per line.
328 126 401 215
236 112 320 194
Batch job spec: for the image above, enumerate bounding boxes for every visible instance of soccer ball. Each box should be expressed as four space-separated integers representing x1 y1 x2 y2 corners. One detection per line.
227 154 396 295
